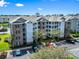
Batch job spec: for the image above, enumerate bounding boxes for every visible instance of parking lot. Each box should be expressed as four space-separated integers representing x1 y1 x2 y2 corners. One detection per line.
59 42 79 59
6 40 79 59
6 49 31 59
7 53 30 59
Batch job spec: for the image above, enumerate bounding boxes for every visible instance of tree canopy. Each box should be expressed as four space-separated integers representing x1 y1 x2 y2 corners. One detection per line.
30 47 74 59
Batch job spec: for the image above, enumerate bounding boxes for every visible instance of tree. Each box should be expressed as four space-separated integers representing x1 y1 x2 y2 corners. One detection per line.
49 29 60 42
33 29 46 44
30 47 74 59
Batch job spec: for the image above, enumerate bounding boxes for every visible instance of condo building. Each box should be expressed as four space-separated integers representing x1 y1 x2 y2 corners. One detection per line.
64 16 79 37
9 15 65 47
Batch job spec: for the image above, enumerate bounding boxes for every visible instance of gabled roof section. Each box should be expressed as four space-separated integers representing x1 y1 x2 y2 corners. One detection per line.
46 16 64 22
10 16 42 23
10 17 27 23
37 16 48 22
65 16 79 21
13 18 27 23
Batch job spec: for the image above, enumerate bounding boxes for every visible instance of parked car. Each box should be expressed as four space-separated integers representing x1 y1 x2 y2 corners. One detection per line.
12 48 33 57
76 40 79 43
55 42 62 46
15 49 21 56
66 40 75 44
12 49 21 56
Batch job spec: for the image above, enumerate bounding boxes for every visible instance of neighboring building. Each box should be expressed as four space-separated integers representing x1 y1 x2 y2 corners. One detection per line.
10 16 38 47
65 16 79 32
0 14 78 47
10 16 65 47
0 15 21 23
0 17 9 23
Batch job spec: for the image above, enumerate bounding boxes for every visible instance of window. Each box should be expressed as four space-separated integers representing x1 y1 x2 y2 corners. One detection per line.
22 24 25 26
23 28 25 31
18 36 20 39
15 25 17 28
46 22 48 24
55 22 58 24
35 27 37 29
55 26 57 28
59 22 61 25
18 31 20 33
43 22 45 25
38 26 40 28
38 22 40 24
33 23 37 25
23 33 26 36
18 25 19 28
48 34 51 36
52 22 54 24
49 22 51 24
23 38 26 40
46 29 48 31
16 37 17 39
49 30 51 32
49 26 51 28
46 26 48 28
16 31 17 34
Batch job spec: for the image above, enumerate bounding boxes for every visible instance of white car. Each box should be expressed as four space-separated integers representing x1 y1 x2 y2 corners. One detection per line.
15 49 21 56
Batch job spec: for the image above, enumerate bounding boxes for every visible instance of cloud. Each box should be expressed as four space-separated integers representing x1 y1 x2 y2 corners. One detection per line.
0 0 9 7
15 3 24 7
38 8 43 11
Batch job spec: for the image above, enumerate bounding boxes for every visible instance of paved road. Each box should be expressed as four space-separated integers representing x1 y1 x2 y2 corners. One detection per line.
60 42 79 59
60 42 79 50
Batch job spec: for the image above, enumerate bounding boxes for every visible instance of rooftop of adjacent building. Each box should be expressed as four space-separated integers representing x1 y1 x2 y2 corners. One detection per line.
0 13 79 23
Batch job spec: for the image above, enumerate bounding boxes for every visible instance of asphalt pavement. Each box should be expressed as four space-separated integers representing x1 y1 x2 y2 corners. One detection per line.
6 42 79 59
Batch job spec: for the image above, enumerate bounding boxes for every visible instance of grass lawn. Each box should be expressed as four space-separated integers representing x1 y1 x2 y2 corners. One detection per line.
0 23 9 27
70 32 79 38
0 23 11 52
0 42 10 52
0 34 11 52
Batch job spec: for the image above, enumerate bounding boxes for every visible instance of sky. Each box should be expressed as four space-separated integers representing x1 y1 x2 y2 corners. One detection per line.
0 0 79 15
